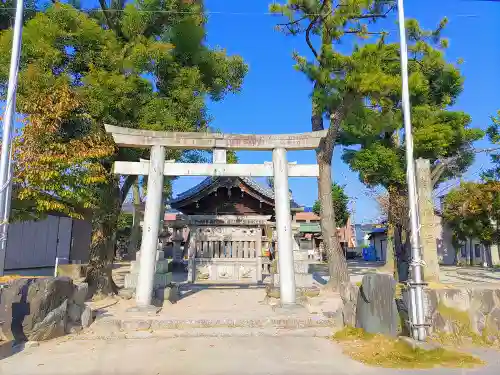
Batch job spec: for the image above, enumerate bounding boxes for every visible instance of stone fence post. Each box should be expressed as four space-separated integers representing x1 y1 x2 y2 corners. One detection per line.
415 158 440 282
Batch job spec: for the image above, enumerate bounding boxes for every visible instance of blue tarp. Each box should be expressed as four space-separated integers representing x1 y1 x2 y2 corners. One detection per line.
362 246 377 261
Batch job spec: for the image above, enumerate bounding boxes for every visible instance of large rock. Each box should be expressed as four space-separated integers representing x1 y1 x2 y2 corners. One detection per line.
28 299 68 341
0 277 74 342
355 274 399 337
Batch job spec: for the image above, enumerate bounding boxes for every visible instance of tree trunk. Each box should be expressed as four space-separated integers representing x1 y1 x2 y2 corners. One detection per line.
127 181 141 257
398 228 411 282
381 221 396 276
318 158 349 291
310 0 349 292
85 175 122 298
313 109 349 292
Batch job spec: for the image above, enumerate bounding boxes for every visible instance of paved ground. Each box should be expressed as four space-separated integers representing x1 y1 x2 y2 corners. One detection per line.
347 260 500 287
2 261 499 374
2 336 500 375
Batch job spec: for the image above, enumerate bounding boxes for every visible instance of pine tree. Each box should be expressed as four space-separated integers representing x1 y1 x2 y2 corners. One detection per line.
271 0 397 291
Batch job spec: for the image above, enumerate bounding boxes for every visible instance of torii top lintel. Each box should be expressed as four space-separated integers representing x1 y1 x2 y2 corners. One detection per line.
104 124 327 151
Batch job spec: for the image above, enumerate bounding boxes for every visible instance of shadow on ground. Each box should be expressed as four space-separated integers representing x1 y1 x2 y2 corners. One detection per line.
0 340 24 361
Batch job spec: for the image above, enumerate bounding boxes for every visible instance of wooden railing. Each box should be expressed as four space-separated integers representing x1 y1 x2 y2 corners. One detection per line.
194 240 258 259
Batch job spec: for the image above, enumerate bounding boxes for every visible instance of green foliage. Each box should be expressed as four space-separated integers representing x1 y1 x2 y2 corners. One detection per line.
0 0 38 31
443 181 500 247
339 22 483 189
0 3 247 290
312 182 350 226
271 0 397 119
271 1 481 189
483 112 500 181
0 2 247 219
117 212 133 232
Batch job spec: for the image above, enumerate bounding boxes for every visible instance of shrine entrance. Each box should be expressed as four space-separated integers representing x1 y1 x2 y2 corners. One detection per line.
105 125 325 308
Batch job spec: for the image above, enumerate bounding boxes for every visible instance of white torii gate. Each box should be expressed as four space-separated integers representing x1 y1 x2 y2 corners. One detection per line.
105 125 326 308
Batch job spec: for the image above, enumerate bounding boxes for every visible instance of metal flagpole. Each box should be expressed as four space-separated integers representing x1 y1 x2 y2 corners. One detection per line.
0 0 24 276
396 0 426 341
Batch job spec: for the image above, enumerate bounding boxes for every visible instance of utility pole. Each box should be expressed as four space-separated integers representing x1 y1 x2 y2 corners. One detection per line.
0 0 24 276
397 0 426 341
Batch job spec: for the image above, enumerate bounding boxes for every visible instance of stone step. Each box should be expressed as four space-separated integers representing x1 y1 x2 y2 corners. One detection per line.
79 326 336 340
92 315 336 332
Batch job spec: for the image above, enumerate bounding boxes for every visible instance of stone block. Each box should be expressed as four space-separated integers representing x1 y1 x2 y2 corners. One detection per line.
71 283 89 306
81 304 93 328
0 277 74 342
130 260 140 274
154 285 179 303
293 250 309 261
124 272 172 289
56 264 86 280
273 273 314 288
342 301 356 327
293 261 310 273
439 289 471 312
156 259 172 273
130 259 172 274
118 288 134 300
67 302 83 324
486 307 500 333
471 289 497 315
340 283 359 304
355 274 399 337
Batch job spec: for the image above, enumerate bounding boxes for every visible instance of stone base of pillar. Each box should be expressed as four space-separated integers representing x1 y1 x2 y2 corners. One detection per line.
126 249 172 290
130 259 172 274
273 273 315 288
125 272 172 289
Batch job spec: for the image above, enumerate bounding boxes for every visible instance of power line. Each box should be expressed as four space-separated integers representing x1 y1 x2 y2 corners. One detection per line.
0 7 481 18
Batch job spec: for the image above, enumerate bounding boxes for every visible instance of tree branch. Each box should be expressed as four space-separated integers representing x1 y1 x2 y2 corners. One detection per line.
305 20 318 59
343 30 385 35
431 146 500 186
347 3 397 20
305 0 328 61
98 0 127 41
98 0 115 31
277 14 311 28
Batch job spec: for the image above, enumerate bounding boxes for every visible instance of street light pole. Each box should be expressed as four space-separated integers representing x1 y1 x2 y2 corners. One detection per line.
396 0 426 341
0 0 24 276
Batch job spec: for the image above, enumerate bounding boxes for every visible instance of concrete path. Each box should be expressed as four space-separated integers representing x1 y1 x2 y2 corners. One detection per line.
1 336 499 375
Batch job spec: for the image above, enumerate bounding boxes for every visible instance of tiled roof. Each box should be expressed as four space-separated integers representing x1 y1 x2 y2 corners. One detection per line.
295 211 320 221
299 222 321 233
170 176 301 209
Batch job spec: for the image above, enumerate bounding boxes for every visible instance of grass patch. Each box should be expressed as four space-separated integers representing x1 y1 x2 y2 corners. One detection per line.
332 327 483 369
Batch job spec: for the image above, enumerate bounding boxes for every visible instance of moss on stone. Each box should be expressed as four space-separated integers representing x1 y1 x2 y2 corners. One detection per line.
434 303 499 348
332 327 483 369
437 302 472 333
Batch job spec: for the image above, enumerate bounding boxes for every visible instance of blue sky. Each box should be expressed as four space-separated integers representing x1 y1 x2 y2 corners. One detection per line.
171 0 499 223
3 0 499 223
